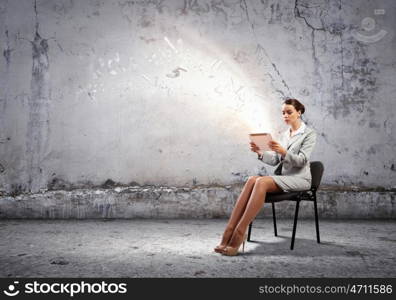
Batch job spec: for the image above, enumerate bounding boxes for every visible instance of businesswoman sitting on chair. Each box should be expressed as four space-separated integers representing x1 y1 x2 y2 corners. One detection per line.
214 98 317 256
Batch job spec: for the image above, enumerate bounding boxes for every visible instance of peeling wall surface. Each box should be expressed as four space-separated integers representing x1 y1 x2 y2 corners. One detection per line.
0 0 395 194
0 185 394 219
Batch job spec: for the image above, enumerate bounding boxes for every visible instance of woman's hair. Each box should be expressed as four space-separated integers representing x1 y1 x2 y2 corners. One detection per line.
283 98 305 115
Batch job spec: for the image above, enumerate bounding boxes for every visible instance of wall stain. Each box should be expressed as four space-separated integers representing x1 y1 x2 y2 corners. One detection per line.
166 67 187 78
181 0 210 15
329 49 379 119
3 30 12 67
368 121 380 129
139 36 157 44
52 0 74 17
293 0 380 121
208 0 228 23
294 0 327 93
294 0 380 121
25 0 51 193
268 3 281 24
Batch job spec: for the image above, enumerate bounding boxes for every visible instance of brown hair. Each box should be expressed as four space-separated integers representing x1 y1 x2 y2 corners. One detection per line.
283 98 305 115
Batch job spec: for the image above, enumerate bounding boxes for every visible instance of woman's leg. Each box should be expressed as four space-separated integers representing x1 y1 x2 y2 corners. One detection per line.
226 176 282 249
216 176 260 248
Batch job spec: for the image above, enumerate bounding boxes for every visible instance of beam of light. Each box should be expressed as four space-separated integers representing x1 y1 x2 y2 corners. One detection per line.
89 26 277 142
162 27 274 136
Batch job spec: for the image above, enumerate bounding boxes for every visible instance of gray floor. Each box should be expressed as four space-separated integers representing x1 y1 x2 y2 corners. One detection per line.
0 219 395 278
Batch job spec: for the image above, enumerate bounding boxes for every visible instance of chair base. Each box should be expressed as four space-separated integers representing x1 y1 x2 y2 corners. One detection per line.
248 197 321 250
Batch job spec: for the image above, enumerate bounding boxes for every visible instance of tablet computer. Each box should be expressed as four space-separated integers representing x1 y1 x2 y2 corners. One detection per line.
249 133 272 151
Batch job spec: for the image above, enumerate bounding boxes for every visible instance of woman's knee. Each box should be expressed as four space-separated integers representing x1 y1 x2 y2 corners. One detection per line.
255 176 272 190
247 176 260 184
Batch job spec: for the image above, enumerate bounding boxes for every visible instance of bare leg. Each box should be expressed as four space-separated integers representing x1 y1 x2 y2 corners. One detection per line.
226 176 282 249
214 176 260 251
225 176 261 229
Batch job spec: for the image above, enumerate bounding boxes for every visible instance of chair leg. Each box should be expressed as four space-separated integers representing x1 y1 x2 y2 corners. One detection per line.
291 200 300 250
272 202 277 236
313 195 320 243
247 221 252 242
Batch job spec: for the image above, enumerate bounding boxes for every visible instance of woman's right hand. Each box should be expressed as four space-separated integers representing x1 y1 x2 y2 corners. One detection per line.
250 142 263 155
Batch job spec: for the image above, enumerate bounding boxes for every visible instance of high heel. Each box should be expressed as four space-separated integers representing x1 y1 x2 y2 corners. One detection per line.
214 227 234 253
214 245 227 253
222 233 248 256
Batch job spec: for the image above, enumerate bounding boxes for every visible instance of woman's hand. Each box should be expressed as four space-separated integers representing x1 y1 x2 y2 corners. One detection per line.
249 142 263 155
268 140 287 157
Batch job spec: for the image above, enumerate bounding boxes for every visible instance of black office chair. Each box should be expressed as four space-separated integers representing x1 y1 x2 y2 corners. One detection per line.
247 161 324 250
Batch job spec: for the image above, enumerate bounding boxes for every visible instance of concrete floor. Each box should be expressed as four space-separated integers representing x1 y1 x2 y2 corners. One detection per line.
0 219 395 278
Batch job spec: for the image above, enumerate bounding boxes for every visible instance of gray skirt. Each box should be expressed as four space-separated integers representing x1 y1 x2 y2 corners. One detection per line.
270 175 311 192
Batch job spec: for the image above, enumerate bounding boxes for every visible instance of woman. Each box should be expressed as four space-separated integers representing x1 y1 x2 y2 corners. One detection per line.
214 98 317 256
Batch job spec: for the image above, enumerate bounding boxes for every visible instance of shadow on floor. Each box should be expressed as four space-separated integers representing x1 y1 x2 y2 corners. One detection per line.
245 235 371 259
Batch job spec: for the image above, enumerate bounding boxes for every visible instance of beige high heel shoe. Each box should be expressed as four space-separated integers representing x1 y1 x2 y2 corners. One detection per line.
214 227 234 253
214 245 227 253
221 233 248 256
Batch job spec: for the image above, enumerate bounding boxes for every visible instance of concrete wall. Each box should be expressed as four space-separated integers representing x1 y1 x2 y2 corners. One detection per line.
0 0 395 196
0 184 395 219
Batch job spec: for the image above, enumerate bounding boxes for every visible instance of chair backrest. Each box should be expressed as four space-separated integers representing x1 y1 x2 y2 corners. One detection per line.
310 161 324 190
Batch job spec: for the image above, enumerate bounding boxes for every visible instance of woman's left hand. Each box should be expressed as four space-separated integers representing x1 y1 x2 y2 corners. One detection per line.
268 140 287 157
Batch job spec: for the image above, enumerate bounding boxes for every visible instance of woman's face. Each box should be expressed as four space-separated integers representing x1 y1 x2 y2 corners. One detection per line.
282 104 301 124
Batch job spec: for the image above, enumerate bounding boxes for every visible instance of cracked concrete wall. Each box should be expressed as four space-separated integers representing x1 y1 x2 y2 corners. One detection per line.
0 0 395 195
1 185 395 219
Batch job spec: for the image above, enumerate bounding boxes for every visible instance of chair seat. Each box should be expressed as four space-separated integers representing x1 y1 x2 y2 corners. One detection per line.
266 191 302 202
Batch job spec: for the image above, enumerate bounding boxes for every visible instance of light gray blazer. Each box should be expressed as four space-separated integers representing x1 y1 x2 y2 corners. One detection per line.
259 126 317 181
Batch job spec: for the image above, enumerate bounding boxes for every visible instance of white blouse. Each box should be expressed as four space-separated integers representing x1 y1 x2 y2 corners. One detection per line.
282 121 307 149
